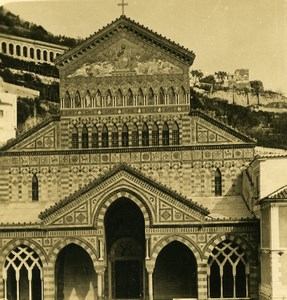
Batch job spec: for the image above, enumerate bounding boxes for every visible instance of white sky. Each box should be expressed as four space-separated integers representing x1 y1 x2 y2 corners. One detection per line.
1 0 287 95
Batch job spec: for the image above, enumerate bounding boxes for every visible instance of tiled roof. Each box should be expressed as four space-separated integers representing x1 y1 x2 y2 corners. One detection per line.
260 185 287 202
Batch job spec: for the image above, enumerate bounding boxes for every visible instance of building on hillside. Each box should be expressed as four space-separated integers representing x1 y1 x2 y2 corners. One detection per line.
0 77 17 146
0 14 286 300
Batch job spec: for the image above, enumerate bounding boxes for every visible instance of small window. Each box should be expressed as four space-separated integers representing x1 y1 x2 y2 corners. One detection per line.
102 124 109 148
0 110 3 117
92 125 99 148
152 123 159 146
82 125 89 148
215 168 222 196
162 122 169 146
32 174 39 201
71 126 79 148
132 123 139 146
122 123 129 147
172 121 179 145
112 124 119 147
142 123 149 146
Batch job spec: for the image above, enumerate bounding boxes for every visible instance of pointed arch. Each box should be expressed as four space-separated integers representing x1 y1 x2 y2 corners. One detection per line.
132 123 139 146
215 168 222 196
147 88 155 105
71 125 79 148
82 125 89 149
142 122 149 146
168 87 176 104
64 91 71 108
95 90 102 107
179 86 186 104
32 174 39 201
122 123 129 147
126 89 134 106
112 124 119 147
172 121 179 145
106 89 113 107
152 123 159 146
92 125 99 148
158 87 165 105
102 124 109 147
75 90 81 108
162 122 169 146
85 90 92 108
137 88 144 106
116 89 123 106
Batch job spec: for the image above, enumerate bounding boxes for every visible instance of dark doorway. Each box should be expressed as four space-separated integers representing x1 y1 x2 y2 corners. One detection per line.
105 197 145 299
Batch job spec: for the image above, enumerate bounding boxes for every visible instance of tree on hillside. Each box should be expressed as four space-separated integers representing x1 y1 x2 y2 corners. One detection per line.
215 71 227 83
250 80 264 105
201 75 216 93
243 86 251 106
190 69 204 85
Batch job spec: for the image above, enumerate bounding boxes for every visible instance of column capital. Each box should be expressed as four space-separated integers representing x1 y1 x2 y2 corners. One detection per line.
145 261 155 273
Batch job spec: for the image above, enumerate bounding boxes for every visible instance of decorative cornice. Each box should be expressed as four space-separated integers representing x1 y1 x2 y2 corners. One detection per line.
55 16 195 67
257 185 287 204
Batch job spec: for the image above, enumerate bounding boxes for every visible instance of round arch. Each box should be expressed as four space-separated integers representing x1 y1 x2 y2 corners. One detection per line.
94 188 152 229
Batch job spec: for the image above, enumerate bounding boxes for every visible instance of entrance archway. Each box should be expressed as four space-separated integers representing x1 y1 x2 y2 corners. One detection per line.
105 197 145 299
55 243 97 300
154 241 197 300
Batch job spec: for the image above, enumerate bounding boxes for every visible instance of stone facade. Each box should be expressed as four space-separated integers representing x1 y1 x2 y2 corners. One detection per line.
0 16 260 300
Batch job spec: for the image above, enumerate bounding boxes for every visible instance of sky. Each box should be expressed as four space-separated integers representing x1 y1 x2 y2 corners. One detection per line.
1 0 287 95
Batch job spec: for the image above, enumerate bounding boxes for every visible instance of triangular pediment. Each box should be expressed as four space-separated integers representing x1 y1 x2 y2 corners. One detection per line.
39 164 209 227
190 111 255 145
55 16 195 69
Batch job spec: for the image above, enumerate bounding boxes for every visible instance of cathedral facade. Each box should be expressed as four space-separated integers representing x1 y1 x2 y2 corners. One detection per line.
0 16 260 300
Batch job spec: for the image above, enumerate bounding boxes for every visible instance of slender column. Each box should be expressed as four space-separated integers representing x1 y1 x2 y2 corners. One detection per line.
97 272 103 299
4 278 7 300
145 237 150 259
16 270 20 300
148 271 153 300
28 270 32 300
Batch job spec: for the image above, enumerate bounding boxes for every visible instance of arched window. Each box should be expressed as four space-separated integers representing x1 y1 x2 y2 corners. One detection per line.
95 90 102 107
215 168 222 196
36 49 41 60
9 43 14 55
162 122 169 146
4 245 43 300
30 48 34 59
127 89 134 106
75 91 81 108
23 46 28 57
168 87 176 104
158 87 165 105
152 123 159 146
82 125 89 149
32 174 39 201
106 90 113 107
208 240 249 298
92 125 99 148
71 126 79 148
122 123 129 147
142 123 149 146
1 42 7 54
49 51 54 62
64 91 71 108
112 124 119 147
172 121 180 145
16 45 21 56
85 90 92 108
179 86 186 104
43 50 47 62
132 123 139 146
116 89 123 106
102 124 109 148
147 88 155 105
137 88 144 106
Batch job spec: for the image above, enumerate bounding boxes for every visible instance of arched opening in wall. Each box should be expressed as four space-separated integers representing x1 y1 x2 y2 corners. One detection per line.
95 90 102 107
50 51 54 62
127 88 134 106
4 245 43 300
1 42 7 54
30 48 34 59
32 174 39 201
172 121 180 145
208 240 249 298
215 168 222 196
71 126 79 148
102 124 109 148
55 243 97 300
91 125 99 148
9 43 14 55
147 88 155 105
64 91 71 108
36 49 41 60
142 122 149 146
75 91 81 108
116 89 123 106
168 87 176 104
85 90 92 108
137 88 144 106
112 124 119 147
152 123 159 146
104 197 146 299
23 46 28 57
43 50 48 62
162 122 169 146
158 87 165 105
154 241 197 299
82 125 89 149
106 90 113 107
132 123 139 146
16 45 21 56
179 86 186 104
122 123 129 147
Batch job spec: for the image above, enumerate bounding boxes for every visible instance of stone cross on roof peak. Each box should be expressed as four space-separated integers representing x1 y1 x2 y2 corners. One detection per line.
118 0 128 16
